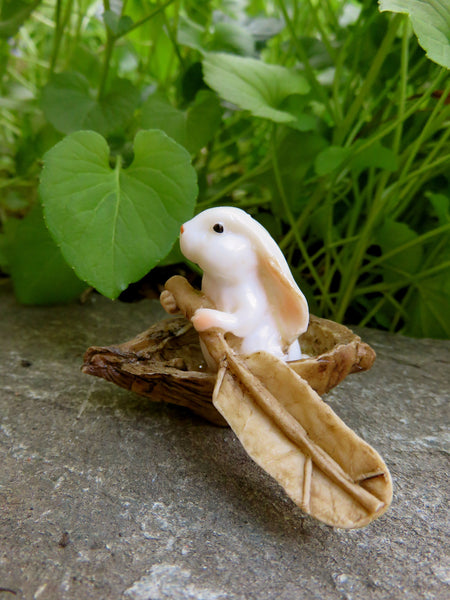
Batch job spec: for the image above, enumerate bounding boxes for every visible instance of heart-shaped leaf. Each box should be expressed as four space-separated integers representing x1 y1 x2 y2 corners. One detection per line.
40 130 198 299
3 204 87 305
41 72 138 136
203 53 309 123
379 0 450 68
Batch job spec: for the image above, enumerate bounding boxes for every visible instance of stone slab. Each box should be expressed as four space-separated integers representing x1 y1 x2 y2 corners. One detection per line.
0 284 448 600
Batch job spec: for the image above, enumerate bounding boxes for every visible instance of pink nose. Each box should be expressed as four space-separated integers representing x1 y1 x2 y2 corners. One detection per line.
180 225 184 234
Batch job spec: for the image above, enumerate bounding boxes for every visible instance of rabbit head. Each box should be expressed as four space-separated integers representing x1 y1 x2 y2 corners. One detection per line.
180 207 309 346
180 207 259 280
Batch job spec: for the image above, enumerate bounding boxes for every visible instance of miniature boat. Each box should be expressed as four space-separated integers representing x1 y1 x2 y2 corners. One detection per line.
83 276 391 529
82 310 376 426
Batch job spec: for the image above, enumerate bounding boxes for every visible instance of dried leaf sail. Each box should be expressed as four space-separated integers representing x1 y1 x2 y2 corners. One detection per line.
163 276 392 528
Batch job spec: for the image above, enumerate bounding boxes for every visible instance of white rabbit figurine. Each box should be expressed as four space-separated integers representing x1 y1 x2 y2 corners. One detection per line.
179 207 309 363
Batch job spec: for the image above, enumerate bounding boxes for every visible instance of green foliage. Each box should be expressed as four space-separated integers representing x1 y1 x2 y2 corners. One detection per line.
40 130 197 298
0 0 449 340
379 0 450 68
140 91 223 154
3 204 87 304
41 73 138 136
404 275 450 338
203 53 310 122
0 0 42 38
314 147 352 176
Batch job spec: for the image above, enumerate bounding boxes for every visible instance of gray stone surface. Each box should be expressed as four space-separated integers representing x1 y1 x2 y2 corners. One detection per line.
0 282 448 600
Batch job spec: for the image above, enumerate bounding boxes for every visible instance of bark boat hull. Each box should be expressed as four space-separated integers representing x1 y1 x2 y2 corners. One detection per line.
82 314 375 426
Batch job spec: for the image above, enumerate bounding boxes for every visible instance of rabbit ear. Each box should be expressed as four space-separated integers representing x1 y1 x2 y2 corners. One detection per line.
224 207 309 346
259 255 309 347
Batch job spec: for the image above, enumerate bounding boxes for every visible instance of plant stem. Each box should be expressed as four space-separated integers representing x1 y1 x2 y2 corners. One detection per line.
303 0 336 62
49 0 62 75
276 0 336 122
359 293 407 329
309 235 360 264
361 223 450 274
358 296 387 329
49 0 74 75
354 261 450 297
278 182 327 251
162 4 184 70
397 79 450 189
346 68 447 161
98 0 113 100
393 16 409 154
197 160 271 210
98 33 114 100
97 0 177 99
118 0 177 38
333 14 402 146
271 126 333 310
394 148 450 220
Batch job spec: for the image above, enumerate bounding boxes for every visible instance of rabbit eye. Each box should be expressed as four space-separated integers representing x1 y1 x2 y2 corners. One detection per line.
213 223 224 233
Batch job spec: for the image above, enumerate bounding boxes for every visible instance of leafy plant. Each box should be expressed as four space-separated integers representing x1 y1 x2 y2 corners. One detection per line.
0 0 449 339
40 129 197 297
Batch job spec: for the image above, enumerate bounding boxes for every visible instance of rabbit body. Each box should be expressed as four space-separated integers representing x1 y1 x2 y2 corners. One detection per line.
180 207 307 362
200 265 301 361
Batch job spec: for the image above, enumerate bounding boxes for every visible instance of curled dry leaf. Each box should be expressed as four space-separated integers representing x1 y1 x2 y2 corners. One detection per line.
83 276 391 528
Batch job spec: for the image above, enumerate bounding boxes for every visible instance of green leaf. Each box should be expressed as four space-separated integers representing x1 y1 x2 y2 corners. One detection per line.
262 130 327 215
309 204 340 243
141 91 222 154
178 16 256 56
0 0 42 38
68 45 101 85
140 95 187 147
0 241 8 271
209 21 255 56
0 219 17 272
350 141 398 173
185 90 223 152
40 130 198 299
379 0 450 68
158 239 185 266
103 10 134 37
202 53 310 123
376 219 423 283
3 205 87 305
41 72 138 136
246 17 285 42
278 94 317 132
314 146 352 176
427 192 450 225
404 273 450 338
177 15 206 52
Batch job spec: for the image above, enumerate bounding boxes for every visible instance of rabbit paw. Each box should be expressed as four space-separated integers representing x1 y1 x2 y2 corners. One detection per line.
160 290 179 315
192 308 222 332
